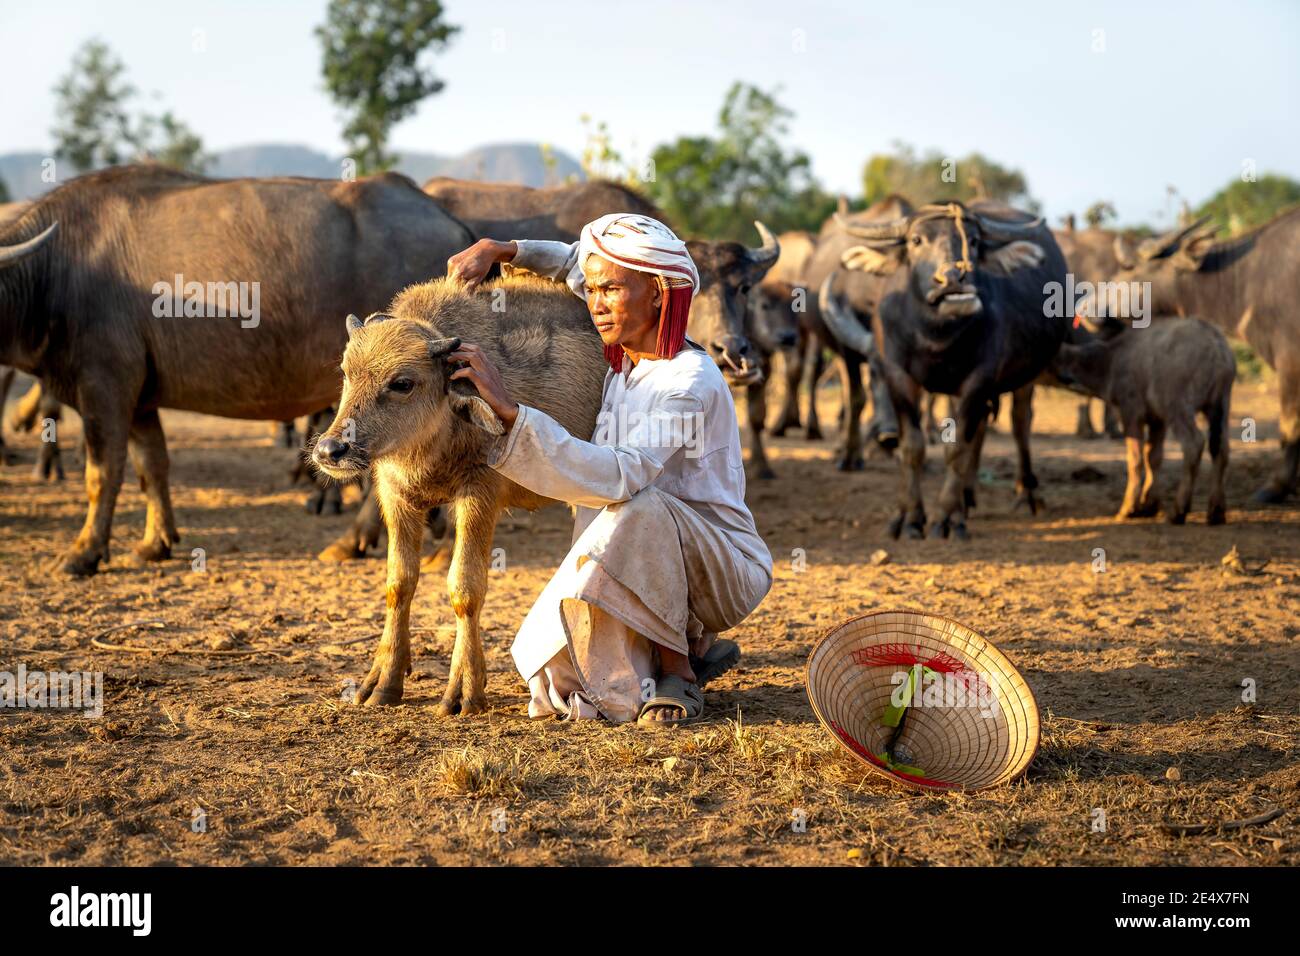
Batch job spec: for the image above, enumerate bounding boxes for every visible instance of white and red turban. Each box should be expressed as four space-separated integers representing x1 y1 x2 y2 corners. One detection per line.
578 213 699 371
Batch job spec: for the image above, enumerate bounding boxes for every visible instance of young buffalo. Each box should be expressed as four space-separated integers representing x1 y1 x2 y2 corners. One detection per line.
312 275 607 712
1052 317 1234 525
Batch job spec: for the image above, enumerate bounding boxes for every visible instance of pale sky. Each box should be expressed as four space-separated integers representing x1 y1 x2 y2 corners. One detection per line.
2 0 1296 227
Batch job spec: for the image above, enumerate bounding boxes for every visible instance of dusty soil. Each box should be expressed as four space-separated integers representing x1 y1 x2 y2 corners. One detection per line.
0 375 1296 866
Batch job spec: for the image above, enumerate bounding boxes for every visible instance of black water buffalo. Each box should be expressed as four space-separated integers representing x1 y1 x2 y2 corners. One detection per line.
802 196 913 470
820 200 1069 539
0 164 474 575
1094 208 1300 503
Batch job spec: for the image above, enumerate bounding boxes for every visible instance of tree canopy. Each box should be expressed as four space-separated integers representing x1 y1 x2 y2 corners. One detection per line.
861 141 1036 211
1196 173 1300 235
316 0 458 175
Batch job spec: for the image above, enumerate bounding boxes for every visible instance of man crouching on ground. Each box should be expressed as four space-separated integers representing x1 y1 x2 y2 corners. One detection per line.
446 214 772 728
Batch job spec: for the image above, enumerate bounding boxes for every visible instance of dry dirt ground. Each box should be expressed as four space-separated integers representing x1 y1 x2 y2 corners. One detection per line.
0 375 1296 866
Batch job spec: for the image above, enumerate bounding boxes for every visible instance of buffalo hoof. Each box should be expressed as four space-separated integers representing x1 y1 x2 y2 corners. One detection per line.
1167 510 1188 526
905 523 925 540
836 453 865 472
964 488 977 510
318 539 365 563
1011 491 1040 515
421 546 452 574
1252 484 1291 504
805 426 823 442
60 548 104 577
1207 506 1227 526
753 465 776 480
356 664 405 706
927 519 949 540
952 523 971 541
887 515 904 539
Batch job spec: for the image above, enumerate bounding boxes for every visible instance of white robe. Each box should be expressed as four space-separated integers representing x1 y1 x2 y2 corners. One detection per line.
488 240 773 721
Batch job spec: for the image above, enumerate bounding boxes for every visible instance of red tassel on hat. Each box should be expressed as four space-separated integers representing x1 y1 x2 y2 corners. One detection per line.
655 279 692 360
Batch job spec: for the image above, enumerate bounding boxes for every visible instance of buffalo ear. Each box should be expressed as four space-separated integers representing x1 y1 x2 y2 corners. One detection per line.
1173 231 1215 272
446 379 504 436
982 240 1046 275
427 337 462 361
842 244 904 275
346 313 364 338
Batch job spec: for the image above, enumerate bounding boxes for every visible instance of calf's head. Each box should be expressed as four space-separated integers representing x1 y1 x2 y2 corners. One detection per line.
837 203 1046 318
685 222 780 385
311 312 501 481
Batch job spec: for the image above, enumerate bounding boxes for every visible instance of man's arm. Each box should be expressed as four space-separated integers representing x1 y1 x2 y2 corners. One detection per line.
488 395 702 509
447 238 585 299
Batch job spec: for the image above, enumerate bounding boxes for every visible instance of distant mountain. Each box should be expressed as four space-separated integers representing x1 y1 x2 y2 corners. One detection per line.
0 142 585 201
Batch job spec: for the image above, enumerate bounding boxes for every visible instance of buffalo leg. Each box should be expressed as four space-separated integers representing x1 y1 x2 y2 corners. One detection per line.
1134 420 1165 517
1075 398 1099 440
1010 384 1040 514
887 387 926 539
34 388 65 481
1103 402 1124 439
865 351 900 452
438 495 496 717
931 397 987 540
318 483 384 562
803 337 825 441
1116 419 1146 520
356 489 423 706
1167 415 1205 525
63 400 130 576
1255 354 1299 503
298 407 343 515
1206 397 1230 525
127 408 179 562
770 345 802 437
0 367 13 465
746 370 774 480
836 353 866 471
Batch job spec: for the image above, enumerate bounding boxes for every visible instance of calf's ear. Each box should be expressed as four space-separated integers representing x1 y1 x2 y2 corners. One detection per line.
842 244 905 275
446 379 505 436
427 337 462 359
346 313 364 338
982 240 1046 274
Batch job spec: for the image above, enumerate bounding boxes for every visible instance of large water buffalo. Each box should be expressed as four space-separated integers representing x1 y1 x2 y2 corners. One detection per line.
423 176 662 243
821 200 1069 539
802 196 913 470
1094 208 1300 503
0 164 474 575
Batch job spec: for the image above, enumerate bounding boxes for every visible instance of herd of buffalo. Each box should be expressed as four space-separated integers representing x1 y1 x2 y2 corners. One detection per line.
0 165 1297 581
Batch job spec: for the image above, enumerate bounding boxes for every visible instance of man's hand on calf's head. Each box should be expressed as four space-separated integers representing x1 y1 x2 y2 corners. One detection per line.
449 343 520 429
446 239 517 290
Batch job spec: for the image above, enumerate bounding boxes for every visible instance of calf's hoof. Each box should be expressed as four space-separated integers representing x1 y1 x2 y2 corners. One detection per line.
1207 506 1227 526
1167 510 1188 526
356 668 405 706
436 691 488 718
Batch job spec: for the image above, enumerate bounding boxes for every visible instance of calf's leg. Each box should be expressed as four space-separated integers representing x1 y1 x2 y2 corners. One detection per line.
803 337 825 441
1206 396 1230 525
1134 420 1165 517
836 353 866 471
1116 419 1146 520
770 345 802 436
356 492 424 706
438 495 497 717
1167 415 1205 525
887 392 926 539
746 370 774 480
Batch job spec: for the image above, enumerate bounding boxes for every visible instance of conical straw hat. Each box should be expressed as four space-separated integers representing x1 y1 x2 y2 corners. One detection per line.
806 610 1039 792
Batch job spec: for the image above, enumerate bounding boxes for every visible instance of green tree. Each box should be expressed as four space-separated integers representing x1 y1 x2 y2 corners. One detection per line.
647 83 836 240
1084 200 1117 228
51 39 138 172
861 141 1036 211
51 38 210 174
1196 173 1300 235
316 0 459 174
